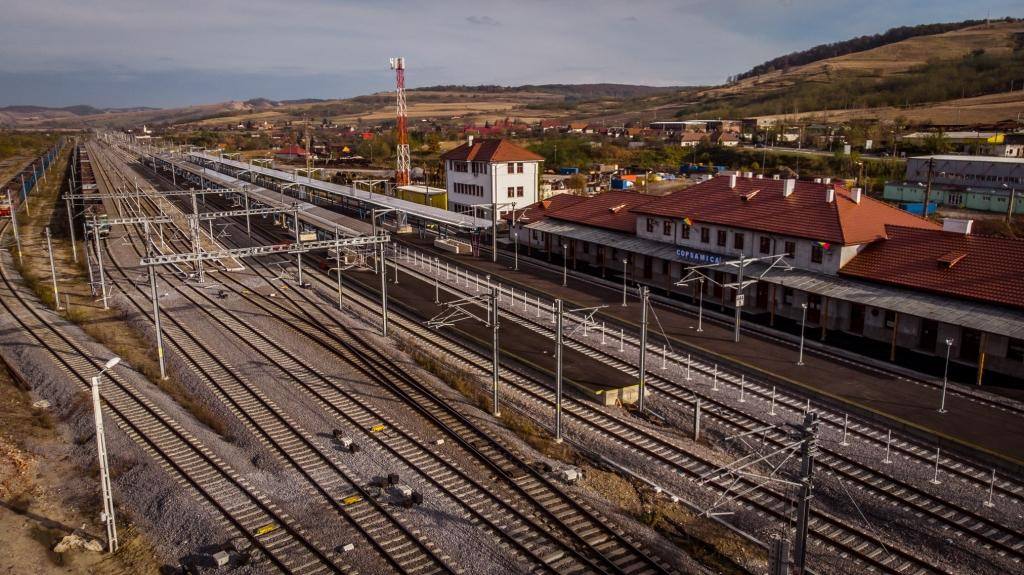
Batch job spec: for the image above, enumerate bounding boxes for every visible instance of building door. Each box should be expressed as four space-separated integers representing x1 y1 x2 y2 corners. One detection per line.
849 303 865 334
960 328 981 361
918 319 938 352
643 256 653 279
807 294 821 324
756 283 769 309
597 245 605 268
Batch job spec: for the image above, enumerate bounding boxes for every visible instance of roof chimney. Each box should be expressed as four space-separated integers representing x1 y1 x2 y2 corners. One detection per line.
467 135 474 147
783 178 795 197
823 177 831 185
851 187 862 204
744 171 753 178
728 174 737 189
772 174 780 180
813 177 822 184
756 174 763 179
826 188 835 203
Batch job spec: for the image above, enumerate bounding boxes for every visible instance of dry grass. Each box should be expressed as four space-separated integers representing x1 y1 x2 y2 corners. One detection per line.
400 336 576 462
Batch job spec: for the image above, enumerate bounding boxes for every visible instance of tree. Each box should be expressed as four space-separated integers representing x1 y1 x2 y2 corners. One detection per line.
567 174 588 195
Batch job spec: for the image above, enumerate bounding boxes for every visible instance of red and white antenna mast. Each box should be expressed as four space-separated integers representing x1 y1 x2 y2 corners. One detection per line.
390 57 411 187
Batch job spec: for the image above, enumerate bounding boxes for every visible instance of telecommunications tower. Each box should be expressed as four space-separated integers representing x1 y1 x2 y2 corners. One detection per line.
389 57 411 187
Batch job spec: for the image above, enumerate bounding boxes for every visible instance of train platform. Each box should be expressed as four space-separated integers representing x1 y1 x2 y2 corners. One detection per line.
341 265 640 406
397 235 1024 469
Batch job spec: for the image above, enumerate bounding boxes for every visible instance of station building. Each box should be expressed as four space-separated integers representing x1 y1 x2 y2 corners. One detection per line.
510 174 1024 386
441 137 544 216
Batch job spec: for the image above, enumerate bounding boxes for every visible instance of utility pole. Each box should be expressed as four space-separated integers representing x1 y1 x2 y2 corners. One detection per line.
792 412 819 575
922 157 935 219
554 298 564 443
190 189 204 283
44 227 61 310
334 226 344 309
91 357 121 553
65 182 78 262
93 216 108 310
293 206 303 286
379 242 389 337
733 252 745 343
490 280 501 417
492 200 498 263
638 286 650 413
6 190 22 264
145 222 167 380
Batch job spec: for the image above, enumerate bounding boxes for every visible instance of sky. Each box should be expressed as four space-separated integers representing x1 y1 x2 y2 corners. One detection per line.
1 0 1022 108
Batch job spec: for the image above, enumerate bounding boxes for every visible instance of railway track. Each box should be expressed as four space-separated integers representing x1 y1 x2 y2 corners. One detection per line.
190 200 941 574
89 142 455 575
100 140 677 575
392 245 1024 509
115 139 1018 573
0 223 340 574
391 245 1024 570
418 238 1024 423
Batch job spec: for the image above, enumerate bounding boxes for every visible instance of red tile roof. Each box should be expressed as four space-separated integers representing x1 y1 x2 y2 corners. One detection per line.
631 175 938 245
441 138 544 162
545 189 658 232
275 144 308 156
840 225 1024 309
504 193 587 223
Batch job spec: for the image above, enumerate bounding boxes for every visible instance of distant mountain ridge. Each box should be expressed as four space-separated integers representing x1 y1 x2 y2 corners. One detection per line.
411 84 685 99
0 104 158 115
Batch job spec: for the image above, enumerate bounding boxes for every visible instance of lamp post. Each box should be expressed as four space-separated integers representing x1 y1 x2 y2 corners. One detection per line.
562 243 568 286
696 277 705 332
621 258 628 306
939 338 953 414
91 356 121 553
797 303 808 366
513 229 519 271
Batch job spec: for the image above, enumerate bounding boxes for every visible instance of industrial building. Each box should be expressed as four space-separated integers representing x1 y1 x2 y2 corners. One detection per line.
441 137 544 215
510 174 1024 385
884 155 1024 216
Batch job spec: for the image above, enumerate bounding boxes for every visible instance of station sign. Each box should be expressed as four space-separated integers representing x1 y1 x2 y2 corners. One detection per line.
735 294 745 308
675 248 722 265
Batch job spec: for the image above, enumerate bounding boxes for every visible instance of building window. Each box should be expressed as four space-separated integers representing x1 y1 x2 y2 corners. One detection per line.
783 287 794 305
507 186 515 196
517 162 524 174
471 161 488 175
734 232 744 250
700 227 710 243
811 244 823 264
681 223 691 239
517 186 524 197
663 221 672 236
507 162 515 173
451 161 468 173
717 230 727 247
760 236 771 254
582 242 590 254
784 241 796 257
646 218 655 233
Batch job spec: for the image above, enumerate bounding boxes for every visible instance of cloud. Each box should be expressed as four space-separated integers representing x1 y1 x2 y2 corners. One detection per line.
466 15 500 26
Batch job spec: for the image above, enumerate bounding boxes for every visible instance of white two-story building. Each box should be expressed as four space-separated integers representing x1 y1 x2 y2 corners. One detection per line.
441 137 544 215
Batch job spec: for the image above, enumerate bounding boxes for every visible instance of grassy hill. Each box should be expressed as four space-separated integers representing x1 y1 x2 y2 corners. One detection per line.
671 19 1024 123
